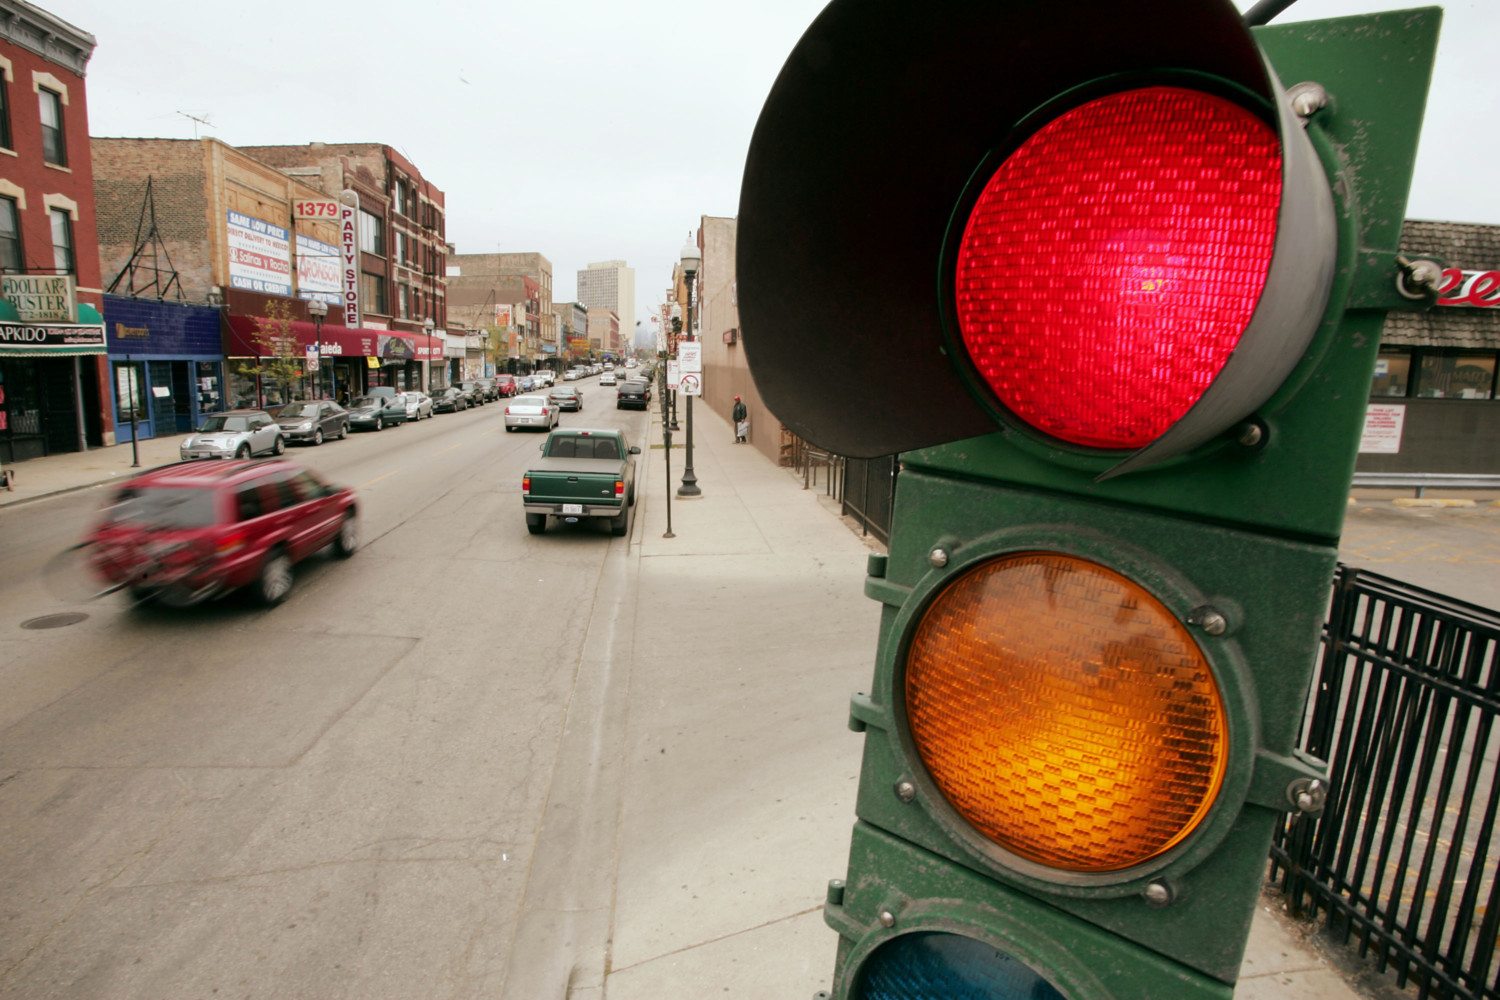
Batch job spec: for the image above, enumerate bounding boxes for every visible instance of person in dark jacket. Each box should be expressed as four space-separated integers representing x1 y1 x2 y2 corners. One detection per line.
732 395 748 443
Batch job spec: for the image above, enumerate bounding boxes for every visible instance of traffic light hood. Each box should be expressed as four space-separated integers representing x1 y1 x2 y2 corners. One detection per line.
738 0 1334 466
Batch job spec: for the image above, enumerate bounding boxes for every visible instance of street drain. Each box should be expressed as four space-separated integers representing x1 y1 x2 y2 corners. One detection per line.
20 612 88 630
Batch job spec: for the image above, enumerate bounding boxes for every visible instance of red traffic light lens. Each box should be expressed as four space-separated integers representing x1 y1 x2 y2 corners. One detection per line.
954 86 1282 450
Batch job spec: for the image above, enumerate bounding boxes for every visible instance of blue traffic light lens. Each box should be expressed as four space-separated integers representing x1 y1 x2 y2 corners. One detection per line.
856 931 1067 999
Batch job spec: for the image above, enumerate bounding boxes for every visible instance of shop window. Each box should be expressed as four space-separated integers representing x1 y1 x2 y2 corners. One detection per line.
196 361 223 413
38 87 64 166
1370 351 1411 398
1415 351 1498 400
0 197 20 272
49 208 74 274
358 209 385 256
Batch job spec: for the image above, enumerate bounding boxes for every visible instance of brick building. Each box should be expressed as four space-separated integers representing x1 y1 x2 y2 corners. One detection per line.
0 1 110 463
551 300 588 365
586 307 618 359
447 251 557 372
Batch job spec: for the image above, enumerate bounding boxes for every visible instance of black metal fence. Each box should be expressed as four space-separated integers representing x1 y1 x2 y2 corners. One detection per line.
1271 565 1500 1000
781 437 899 545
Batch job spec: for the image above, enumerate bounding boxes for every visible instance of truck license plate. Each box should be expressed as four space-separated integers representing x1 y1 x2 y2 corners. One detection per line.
562 503 584 515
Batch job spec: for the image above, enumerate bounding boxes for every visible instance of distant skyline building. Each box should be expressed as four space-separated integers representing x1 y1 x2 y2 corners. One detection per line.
576 259 635 340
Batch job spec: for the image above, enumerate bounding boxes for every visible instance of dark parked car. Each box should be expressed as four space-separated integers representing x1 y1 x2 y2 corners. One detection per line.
457 382 489 406
270 401 349 445
347 394 409 431
616 379 653 410
431 386 469 413
83 459 358 607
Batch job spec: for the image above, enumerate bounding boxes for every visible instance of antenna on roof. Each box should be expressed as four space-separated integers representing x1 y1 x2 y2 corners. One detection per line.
175 110 215 139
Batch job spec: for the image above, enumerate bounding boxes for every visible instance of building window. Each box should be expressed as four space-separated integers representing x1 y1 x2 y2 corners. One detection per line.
398 284 409 319
1371 350 1411 398
38 88 65 166
0 76 12 149
396 231 409 264
360 271 387 314
49 207 74 274
358 209 385 256
1415 350 1498 400
0 197 21 272
394 181 409 218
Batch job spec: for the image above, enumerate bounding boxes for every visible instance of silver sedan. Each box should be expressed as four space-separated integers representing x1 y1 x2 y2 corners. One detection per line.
504 393 561 432
404 391 434 421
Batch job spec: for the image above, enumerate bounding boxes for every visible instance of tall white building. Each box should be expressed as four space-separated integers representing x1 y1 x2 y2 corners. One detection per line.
576 260 636 354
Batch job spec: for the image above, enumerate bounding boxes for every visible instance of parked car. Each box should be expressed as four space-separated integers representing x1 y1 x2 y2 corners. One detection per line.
548 385 583 412
180 409 285 460
83 459 358 607
616 379 653 410
562 369 580 381
532 370 555 388
599 371 617 386
269 401 349 445
522 427 640 537
431 386 468 413
493 374 519 397
504 393 561 432
458 381 490 405
403 391 434 421
347 394 409 431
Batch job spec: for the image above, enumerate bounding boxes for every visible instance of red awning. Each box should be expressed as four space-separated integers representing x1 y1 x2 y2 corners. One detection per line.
223 315 444 361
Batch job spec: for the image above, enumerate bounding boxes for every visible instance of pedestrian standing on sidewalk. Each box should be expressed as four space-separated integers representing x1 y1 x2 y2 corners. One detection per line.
732 395 748 443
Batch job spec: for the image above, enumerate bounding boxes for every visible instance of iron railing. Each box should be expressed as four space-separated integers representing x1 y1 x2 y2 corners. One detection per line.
781 435 899 545
1272 565 1500 1000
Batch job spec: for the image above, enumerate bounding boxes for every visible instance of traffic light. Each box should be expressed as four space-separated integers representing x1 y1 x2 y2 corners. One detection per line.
737 1 1438 997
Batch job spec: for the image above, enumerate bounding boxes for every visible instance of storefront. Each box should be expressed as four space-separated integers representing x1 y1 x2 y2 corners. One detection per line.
1358 220 1500 475
0 319 107 462
224 315 444 407
103 297 225 442
441 332 464 388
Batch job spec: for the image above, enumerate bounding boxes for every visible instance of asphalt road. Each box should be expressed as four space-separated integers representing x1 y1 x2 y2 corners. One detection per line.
0 382 650 999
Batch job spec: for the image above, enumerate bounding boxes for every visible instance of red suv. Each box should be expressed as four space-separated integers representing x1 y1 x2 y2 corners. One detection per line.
494 374 519 397
84 459 358 607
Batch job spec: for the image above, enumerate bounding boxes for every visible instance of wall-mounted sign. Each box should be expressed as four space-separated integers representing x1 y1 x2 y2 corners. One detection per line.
296 234 341 306
293 199 341 220
0 322 105 353
1360 403 1406 454
340 193 361 329
2 274 75 322
1436 269 1500 308
226 211 291 295
114 323 148 340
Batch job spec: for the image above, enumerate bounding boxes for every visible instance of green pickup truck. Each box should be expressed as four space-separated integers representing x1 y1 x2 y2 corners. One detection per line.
522 428 640 536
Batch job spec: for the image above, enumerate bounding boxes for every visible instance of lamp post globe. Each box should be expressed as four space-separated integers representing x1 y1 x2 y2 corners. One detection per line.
677 238 702 498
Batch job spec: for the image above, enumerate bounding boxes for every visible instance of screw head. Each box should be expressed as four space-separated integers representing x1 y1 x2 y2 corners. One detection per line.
878 909 896 928
1191 608 1228 636
1143 881 1174 908
1237 423 1264 448
895 780 917 803
1291 778 1328 815
929 547 949 568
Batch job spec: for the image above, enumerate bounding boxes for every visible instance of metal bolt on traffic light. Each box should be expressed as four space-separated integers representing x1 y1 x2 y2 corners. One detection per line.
738 1 1440 997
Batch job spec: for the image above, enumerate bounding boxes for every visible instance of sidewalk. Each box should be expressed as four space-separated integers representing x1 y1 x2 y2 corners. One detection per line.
607 403 1367 999
0 406 1372 999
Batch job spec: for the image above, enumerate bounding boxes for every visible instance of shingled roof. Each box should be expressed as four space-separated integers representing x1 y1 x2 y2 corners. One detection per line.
1381 219 1500 350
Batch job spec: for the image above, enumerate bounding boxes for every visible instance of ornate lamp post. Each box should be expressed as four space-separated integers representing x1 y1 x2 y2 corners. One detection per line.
307 298 328 400
668 302 682 431
677 238 702 498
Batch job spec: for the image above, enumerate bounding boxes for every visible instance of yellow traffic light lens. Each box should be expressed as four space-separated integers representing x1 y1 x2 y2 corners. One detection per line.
905 552 1227 873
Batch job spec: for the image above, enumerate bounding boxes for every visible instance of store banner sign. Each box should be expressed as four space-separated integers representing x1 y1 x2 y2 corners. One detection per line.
0 321 105 353
2 274 76 321
226 211 291 295
296 234 342 305
339 193 361 328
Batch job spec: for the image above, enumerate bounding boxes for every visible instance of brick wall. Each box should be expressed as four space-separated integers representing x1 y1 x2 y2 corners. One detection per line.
92 138 213 301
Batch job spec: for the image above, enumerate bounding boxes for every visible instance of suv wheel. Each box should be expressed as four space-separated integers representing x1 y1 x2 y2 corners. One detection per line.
333 513 358 558
255 548 294 606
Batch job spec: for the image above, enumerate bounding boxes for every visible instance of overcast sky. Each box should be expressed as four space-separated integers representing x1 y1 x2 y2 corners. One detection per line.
49 0 1500 336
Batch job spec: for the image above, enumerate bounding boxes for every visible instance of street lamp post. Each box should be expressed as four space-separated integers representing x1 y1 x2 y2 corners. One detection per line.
307 299 328 400
668 302 681 431
423 316 435 391
677 239 702 498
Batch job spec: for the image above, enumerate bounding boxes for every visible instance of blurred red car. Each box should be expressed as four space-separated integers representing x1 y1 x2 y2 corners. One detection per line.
85 459 358 607
494 374 519 397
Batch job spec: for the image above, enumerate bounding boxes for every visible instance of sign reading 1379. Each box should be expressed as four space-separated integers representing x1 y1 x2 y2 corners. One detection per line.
293 200 340 220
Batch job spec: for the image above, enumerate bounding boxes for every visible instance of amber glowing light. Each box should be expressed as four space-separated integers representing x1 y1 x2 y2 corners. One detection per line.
904 553 1228 872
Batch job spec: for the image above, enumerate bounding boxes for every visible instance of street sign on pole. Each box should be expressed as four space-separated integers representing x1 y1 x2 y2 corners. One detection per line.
680 372 703 396
667 360 681 389
678 342 702 373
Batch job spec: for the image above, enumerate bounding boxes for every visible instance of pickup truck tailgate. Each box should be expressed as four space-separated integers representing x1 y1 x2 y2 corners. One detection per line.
525 457 625 504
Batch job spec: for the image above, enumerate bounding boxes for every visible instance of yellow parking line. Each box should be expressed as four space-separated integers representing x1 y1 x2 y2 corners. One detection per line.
360 470 398 488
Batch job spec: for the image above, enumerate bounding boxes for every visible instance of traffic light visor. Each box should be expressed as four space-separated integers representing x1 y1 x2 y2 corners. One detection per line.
904 553 1228 873
955 87 1281 450
855 931 1067 999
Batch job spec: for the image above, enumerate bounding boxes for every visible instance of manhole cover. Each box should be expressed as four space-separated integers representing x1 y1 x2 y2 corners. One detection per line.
20 612 88 630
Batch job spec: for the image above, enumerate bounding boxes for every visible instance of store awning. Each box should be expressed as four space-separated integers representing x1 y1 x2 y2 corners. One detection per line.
0 321 106 357
224 315 444 361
